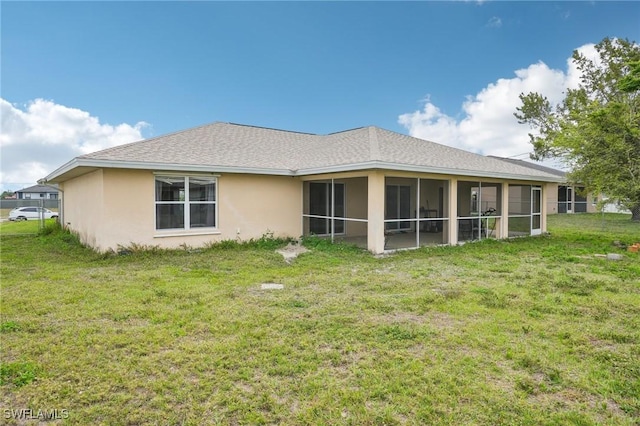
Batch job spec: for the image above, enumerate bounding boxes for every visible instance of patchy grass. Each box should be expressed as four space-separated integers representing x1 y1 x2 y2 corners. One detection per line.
1 214 638 424
0 219 59 236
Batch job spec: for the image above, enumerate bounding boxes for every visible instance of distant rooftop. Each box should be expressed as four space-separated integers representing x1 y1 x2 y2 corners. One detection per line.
16 184 59 193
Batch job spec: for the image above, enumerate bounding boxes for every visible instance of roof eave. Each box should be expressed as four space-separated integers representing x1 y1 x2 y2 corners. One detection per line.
41 158 82 183
296 161 564 182
42 158 564 184
41 158 295 183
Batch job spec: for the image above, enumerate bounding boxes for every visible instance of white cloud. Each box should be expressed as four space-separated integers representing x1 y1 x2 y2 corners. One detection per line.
0 98 147 191
487 16 502 28
398 43 597 165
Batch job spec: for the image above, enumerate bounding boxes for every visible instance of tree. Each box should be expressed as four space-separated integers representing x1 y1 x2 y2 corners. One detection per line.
1 190 15 199
515 37 640 221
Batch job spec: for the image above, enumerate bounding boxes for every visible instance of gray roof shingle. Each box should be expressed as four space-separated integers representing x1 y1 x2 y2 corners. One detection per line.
487 156 567 178
48 122 562 182
17 184 59 193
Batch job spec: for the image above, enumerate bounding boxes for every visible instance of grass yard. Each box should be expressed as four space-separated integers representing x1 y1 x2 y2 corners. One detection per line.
1 214 639 425
0 218 58 236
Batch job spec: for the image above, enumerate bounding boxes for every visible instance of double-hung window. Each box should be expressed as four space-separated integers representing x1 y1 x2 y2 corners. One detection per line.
155 176 217 230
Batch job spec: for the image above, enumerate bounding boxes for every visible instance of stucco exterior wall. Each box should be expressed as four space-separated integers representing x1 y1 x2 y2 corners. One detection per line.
60 167 556 254
217 173 301 242
100 169 154 250
60 169 105 248
63 169 302 252
547 183 559 214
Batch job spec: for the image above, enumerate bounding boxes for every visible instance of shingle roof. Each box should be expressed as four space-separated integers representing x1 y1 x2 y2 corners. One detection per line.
16 184 59 193
46 122 563 182
488 156 567 178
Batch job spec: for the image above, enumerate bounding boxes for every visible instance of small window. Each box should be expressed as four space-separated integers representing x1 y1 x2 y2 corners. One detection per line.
155 176 217 230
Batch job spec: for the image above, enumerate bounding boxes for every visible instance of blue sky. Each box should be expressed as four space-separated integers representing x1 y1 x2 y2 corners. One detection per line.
1 1 639 190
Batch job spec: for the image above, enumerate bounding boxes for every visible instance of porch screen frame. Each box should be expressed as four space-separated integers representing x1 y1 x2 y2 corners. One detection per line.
508 184 542 237
384 177 450 250
457 181 502 242
307 181 346 236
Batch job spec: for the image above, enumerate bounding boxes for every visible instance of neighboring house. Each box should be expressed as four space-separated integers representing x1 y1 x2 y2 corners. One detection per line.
15 184 59 200
489 157 598 215
41 122 564 254
599 196 631 214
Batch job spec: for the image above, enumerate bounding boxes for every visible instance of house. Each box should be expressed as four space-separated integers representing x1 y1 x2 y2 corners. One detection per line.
15 184 59 200
488 157 598 215
41 122 564 254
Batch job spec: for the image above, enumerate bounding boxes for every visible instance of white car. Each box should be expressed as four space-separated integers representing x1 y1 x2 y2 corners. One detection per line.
8 207 58 221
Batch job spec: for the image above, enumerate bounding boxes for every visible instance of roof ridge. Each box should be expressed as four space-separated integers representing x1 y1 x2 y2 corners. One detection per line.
227 122 317 135
326 126 366 135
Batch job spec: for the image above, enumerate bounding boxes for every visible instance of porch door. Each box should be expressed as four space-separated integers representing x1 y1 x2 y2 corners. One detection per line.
309 182 345 235
558 186 567 213
531 186 542 236
386 185 411 231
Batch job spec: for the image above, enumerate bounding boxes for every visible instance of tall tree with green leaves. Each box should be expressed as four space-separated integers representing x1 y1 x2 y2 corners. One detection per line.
515 37 640 221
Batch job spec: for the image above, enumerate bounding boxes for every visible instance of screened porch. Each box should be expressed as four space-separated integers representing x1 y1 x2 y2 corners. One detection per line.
383 177 450 250
302 177 369 249
301 173 546 253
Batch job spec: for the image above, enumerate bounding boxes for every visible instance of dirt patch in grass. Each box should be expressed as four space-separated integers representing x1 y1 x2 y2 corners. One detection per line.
276 242 309 263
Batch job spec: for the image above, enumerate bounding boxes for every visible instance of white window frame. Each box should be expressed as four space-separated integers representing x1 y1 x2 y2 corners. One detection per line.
154 175 218 232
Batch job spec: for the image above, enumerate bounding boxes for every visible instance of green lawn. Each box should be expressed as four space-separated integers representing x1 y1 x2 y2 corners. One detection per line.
0 218 58 235
1 214 639 425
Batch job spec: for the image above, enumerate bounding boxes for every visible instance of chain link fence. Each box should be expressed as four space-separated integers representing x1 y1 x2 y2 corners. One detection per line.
0 198 61 234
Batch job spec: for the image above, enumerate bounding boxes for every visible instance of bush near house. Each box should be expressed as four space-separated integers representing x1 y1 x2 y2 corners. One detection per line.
0 214 638 425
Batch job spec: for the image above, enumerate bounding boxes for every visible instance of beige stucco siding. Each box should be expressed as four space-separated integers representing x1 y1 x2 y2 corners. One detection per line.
60 166 556 254
217 174 301 241
60 169 105 248
100 169 154 250
62 169 302 252
547 183 559 214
